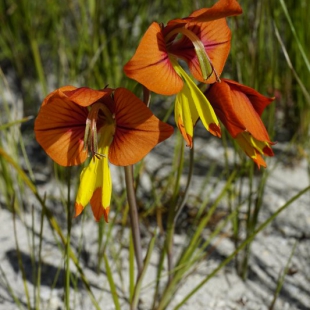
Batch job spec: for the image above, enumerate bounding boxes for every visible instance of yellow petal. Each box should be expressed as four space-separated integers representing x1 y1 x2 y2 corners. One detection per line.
89 157 112 222
75 124 113 221
172 61 221 138
75 156 112 221
174 80 199 147
235 132 267 168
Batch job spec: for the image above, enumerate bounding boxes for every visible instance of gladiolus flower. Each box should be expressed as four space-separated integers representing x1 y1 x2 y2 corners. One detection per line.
124 0 242 94
205 79 275 168
35 86 173 221
124 0 242 147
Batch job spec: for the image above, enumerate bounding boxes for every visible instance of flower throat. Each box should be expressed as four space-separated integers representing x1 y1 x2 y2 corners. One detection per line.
83 102 116 159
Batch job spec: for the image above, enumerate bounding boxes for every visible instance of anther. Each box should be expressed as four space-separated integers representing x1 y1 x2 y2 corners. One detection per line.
94 152 106 160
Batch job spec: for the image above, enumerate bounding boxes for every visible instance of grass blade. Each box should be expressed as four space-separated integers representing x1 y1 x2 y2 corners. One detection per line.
173 185 310 309
103 253 121 310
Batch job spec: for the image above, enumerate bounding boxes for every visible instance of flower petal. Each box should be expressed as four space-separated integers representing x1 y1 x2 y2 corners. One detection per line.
175 114 193 147
205 79 273 142
174 87 199 147
41 86 77 107
205 79 275 167
75 154 111 222
63 87 113 107
75 163 97 215
173 63 221 139
220 79 275 116
123 22 183 95
109 88 174 166
90 189 110 222
235 132 267 169
35 89 88 166
165 0 242 31
169 19 231 84
188 0 242 22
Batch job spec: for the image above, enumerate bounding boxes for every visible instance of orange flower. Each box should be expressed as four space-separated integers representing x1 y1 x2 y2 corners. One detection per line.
35 86 173 221
205 79 275 168
124 0 242 95
124 0 242 147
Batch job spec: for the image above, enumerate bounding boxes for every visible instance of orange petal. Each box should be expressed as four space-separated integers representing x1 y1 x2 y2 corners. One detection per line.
41 85 77 107
220 79 275 116
124 22 183 95
188 0 242 22
176 115 193 147
35 90 88 166
90 188 110 222
169 19 231 84
63 87 113 107
165 0 242 32
74 202 84 218
108 88 174 166
251 152 267 169
205 79 273 142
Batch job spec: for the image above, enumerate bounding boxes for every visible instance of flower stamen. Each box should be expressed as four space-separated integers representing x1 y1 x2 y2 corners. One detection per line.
83 102 115 158
166 27 220 82
94 152 106 159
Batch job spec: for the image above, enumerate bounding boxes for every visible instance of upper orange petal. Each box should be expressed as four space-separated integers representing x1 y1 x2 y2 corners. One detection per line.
62 87 113 107
165 0 242 32
205 79 273 142
35 89 88 166
41 85 77 107
108 88 174 166
188 0 242 22
123 22 183 95
168 19 231 83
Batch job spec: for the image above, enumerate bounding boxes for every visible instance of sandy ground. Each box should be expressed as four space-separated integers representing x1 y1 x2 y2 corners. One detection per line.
0 136 310 310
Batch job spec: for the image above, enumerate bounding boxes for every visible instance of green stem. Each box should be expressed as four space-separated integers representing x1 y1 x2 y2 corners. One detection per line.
165 137 194 285
123 86 150 278
29 38 48 96
131 232 156 310
65 168 71 309
13 210 31 309
36 203 45 310
269 240 297 310
156 171 237 310
124 165 143 276
174 141 194 223
166 136 184 281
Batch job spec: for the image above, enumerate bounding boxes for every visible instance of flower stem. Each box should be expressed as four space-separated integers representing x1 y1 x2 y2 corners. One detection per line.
166 138 194 282
125 85 150 276
65 168 71 310
174 140 194 223
124 165 143 276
